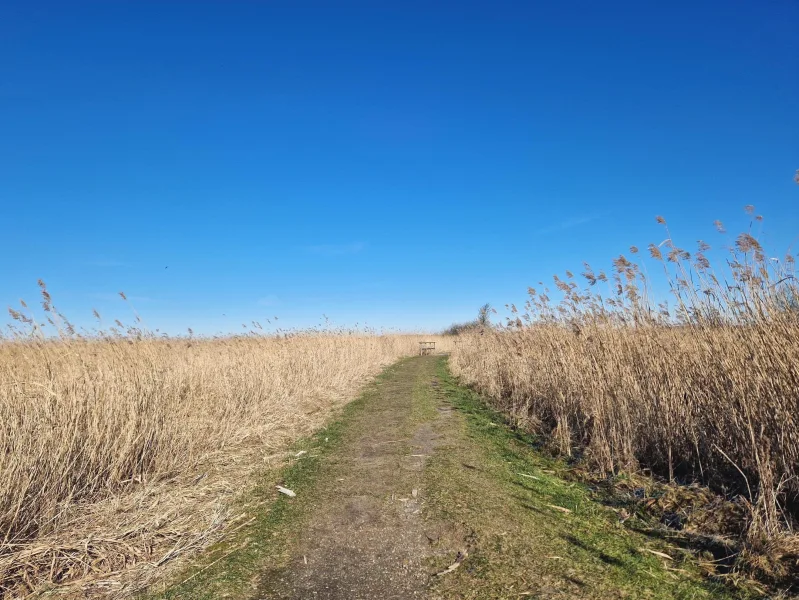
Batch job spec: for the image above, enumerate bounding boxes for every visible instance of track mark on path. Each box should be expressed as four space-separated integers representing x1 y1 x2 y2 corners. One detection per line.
259 356 447 600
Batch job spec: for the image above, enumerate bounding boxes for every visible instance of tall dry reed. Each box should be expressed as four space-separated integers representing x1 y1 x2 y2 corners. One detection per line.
0 303 449 596
450 210 799 558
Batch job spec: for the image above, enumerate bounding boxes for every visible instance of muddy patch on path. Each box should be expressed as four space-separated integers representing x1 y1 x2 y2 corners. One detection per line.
259 357 451 600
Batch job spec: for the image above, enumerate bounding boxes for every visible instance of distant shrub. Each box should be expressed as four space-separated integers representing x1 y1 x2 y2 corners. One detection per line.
443 303 494 335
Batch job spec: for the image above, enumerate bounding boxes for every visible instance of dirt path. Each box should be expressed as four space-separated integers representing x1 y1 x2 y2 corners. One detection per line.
258 356 445 599
152 356 745 600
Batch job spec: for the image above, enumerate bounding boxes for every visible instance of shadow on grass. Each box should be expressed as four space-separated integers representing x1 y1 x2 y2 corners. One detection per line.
562 534 626 568
440 358 759 600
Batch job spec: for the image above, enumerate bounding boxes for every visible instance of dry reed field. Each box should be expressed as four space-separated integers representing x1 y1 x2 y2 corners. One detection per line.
0 303 449 597
449 209 799 584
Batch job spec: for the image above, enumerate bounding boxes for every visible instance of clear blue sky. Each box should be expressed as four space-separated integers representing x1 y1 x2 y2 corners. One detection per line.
2 1 797 335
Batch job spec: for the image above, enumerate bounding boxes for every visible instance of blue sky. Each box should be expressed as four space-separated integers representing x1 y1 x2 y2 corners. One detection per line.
1 1 797 335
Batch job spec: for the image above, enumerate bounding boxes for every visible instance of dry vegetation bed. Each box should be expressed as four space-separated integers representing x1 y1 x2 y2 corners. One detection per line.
0 331 449 598
449 209 799 590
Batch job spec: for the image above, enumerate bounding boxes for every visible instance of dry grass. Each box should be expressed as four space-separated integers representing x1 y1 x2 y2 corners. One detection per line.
0 321 450 597
449 209 799 584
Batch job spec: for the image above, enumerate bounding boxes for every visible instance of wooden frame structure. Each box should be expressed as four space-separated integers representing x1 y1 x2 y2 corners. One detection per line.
418 341 436 355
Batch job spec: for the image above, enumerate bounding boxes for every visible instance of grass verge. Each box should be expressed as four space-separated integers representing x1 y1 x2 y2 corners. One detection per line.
425 358 756 600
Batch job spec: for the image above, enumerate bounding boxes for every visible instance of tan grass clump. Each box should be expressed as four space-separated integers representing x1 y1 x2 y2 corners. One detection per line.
0 319 450 597
449 209 799 579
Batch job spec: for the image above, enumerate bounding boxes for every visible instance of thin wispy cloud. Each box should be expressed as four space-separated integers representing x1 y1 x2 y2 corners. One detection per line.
257 294 280 307
86 259 127 268
534 214 604 236
304 242 366 256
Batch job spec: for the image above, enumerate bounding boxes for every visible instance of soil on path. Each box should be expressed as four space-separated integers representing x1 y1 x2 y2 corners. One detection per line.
258 355 451 599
